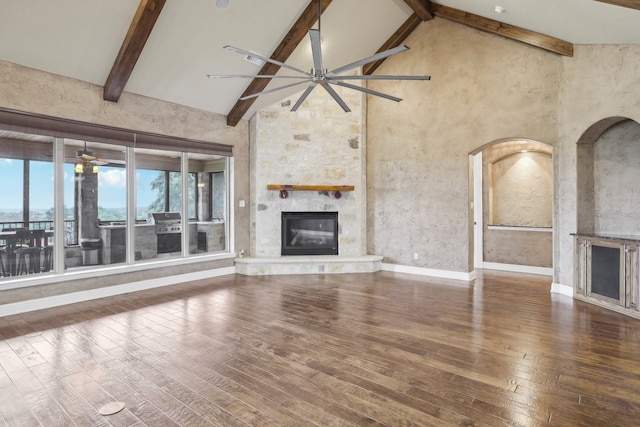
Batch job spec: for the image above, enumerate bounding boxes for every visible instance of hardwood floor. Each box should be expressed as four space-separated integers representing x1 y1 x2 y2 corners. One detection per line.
1 270 640 426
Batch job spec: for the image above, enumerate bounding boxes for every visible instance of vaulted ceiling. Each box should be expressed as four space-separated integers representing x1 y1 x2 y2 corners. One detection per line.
1 0 640 127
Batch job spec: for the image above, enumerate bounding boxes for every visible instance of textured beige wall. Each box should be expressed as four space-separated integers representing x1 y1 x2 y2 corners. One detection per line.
0 60 249 302
490 151 552 227
0 258 234 304
484 230 552 267
556 45 640 288
578 120 640 234
367 18 560 271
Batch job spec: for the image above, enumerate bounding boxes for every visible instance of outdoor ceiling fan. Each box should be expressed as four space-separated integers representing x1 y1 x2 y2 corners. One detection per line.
74 142 109 174
76 151 108 166
74 141 125 173
207 0 431 112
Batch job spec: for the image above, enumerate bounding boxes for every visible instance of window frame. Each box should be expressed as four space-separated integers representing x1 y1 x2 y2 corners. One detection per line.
0 108 234 283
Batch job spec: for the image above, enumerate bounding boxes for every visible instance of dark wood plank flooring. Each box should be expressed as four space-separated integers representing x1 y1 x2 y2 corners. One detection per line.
1 270 640 426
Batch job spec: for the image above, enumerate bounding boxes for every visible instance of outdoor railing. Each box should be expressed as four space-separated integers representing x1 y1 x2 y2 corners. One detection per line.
0 220 77 245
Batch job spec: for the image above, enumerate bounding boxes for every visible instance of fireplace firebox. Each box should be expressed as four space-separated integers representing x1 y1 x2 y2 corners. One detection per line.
281 212 338 255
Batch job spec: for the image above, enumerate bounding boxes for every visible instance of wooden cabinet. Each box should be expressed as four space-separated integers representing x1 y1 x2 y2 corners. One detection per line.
574 234 640 318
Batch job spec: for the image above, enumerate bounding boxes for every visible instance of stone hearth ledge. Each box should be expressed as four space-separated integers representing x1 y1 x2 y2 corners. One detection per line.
234 255 383 275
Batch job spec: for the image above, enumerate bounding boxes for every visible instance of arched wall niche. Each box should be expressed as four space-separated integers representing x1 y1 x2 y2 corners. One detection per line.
473 138 554 269
482 139 553 228
577 117 640 235
470 137 552 156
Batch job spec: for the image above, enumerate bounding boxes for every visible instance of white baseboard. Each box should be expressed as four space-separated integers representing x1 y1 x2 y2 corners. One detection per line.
551 282 573 297
482 262 553 276
235 255 383 275
382 263 475 282
1 263 570 316
0 266 236 317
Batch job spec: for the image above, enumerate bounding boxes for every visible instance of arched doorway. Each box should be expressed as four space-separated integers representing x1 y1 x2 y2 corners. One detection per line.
470 138 554 274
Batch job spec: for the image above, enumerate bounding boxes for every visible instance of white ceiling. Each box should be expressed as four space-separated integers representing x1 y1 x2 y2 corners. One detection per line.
1 0 639 121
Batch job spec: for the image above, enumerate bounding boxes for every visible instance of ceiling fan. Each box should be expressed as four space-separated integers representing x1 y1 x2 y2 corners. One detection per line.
207 0 431 112
76 142 109 165
74 142 109 174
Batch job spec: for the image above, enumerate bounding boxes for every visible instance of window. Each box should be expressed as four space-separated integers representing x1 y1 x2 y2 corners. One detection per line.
0 138 58 277
63 163 77 245
0 131 231 281
0 143 56 230
97 165 127 222
135 170 197 219
29 161 54 223
0 157 25 226
211 171 225 221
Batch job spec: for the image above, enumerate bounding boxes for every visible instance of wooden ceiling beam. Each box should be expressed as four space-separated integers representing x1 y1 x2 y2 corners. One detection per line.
432 3 573 57
402 0 433 20
363 13 423 75
104 0 166 102
360 1 433 76
594 0 640 11
225 0 333 127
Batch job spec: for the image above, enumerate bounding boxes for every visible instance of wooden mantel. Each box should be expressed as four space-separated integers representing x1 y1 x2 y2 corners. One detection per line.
267 184 354 199
267 184 354 192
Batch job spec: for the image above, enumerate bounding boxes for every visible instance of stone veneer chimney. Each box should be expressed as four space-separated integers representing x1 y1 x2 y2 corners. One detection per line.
248 85 367 258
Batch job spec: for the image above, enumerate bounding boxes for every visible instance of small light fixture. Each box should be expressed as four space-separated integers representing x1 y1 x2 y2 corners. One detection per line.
74 161 99 174
494 5 504 14
215 0 230 10
197 182 206 188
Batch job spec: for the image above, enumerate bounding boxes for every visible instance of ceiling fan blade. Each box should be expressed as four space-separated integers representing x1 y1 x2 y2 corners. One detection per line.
224 45 312 77
309 29 323 75
207 74 308 79
239 80 310 101
329 81 402 103
325 45 409 77
330 74 431 81
106 159 126 165
319 81 351 112
291 83 317 111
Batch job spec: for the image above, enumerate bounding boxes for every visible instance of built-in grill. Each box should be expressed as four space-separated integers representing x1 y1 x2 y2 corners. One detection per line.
148 212 182 234
148 212 182 253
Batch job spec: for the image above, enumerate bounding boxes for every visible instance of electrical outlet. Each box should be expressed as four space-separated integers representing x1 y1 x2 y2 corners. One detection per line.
239 249 244 257
413 252 419 260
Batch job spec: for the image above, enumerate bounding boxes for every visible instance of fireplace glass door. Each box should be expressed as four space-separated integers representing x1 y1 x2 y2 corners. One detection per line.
281 212 338 255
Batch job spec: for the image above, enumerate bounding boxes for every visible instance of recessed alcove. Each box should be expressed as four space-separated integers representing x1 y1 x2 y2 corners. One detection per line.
487 143 552 228
480 139 553 269
574 117 640 319
577 118 640 234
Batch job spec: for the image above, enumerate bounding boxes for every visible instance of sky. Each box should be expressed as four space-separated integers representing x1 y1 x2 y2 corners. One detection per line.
0 159 158 210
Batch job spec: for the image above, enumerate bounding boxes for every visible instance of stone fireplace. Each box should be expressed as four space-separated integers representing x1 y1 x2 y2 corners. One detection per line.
235 83 382 275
